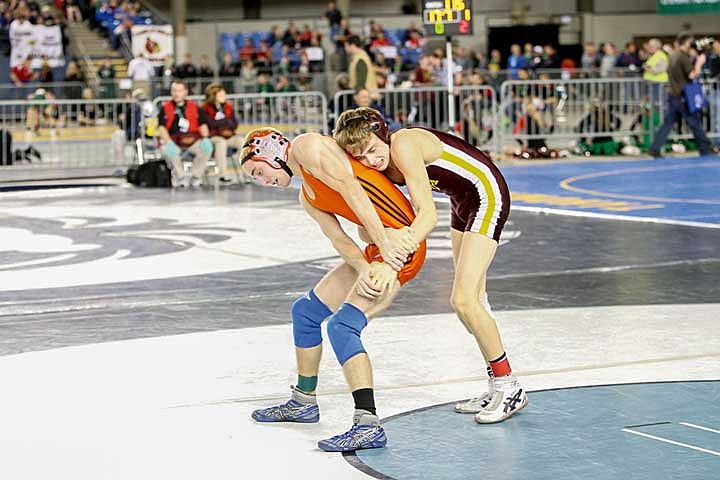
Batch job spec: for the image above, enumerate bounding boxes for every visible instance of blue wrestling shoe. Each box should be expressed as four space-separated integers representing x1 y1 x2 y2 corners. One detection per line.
318 411 387 452
251 387 319 423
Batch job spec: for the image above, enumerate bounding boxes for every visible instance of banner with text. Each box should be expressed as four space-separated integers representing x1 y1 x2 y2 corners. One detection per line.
131 25 174 65
657 0 720 14
10 24 65 68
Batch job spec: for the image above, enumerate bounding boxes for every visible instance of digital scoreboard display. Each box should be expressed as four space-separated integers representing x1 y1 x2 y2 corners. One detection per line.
422 0 473 36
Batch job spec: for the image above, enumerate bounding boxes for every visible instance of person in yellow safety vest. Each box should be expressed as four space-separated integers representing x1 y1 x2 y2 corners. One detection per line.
642 38 668 108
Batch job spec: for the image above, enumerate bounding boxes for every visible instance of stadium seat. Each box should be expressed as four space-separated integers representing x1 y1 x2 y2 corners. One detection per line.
220 33 237 56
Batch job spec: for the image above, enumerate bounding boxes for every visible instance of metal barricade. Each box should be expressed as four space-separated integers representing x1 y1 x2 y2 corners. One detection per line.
0 98 140 171
0 82 87 100
153 90 329 137
332 85 497 150
497 77 663 152
497 77 719 154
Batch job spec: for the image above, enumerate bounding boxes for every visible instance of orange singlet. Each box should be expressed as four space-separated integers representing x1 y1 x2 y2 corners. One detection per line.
299 153 426 285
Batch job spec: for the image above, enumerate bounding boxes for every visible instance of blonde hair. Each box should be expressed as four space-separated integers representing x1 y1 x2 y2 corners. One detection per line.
240 127 284 163
334 107 382 152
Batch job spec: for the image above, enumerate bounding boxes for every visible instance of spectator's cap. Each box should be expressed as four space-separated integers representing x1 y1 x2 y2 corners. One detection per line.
131 88 146 100
34 88 46 96
533 45 543 53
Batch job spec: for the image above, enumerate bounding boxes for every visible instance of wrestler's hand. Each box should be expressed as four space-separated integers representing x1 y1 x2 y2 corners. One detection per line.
369 261 396 293
356 264 384 299
378 241 407 272
386 226 420 254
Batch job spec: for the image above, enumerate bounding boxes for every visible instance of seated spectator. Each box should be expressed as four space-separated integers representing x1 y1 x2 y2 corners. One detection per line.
219 52 239 77
404 30 422 49
267 25 281 46
507 44 527 79
276 74 298 92
97 58 116 98
575 97 623 150
66 0 82 22
39 60 54 83
238 37 256 62
201 83 241 184
11 57 37 86
257 73 275 93
78 88 106 126
299 24 313 47
282 21 298 47
488 49 502 72
255 40 271 63
157 79 213 187
541 44 560 68
239 59 258 92
198 55 214 78
403 22 422 44
351 88 400 131
64 60 84 98
174 53 198 79
370 30 391 50
26 88 63 135
255 55 273 75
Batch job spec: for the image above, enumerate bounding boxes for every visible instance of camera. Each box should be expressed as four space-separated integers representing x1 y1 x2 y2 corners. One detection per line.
694 36 715 54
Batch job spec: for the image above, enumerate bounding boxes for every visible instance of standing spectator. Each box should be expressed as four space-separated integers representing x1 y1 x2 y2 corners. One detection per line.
97 58 116 98
282 21 298 47
238 37 256 62
488 49 502 73
10 57 37 86
174 52 198 79
8 6 32 69
642 38 669 108
267 25 280 46
541 44 560 69
581 42 599 71
615 42 642 71
346 34 377 91
507 44 526 79
649 33 714 158
324 0 342 36
127 52 154 97
157 80 213 187
201 83 240 184
600 42 617 77
332 18 352 70
299 24 313 47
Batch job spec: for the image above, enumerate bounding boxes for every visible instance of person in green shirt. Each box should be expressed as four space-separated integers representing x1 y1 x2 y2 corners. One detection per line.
257 73 276 93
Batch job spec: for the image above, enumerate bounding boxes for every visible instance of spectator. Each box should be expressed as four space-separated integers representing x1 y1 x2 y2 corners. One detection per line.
404 30 422 49
219 52 239 77
157 79 213 187
174 52 198 79
8 6 32 68
201 83 240 184
64 60 84 98
507 44 526 79
708 40 720 136
10 57 37 86
159 55 174 95
198 54 214 92
276 74 298 92
402 22 422 44
267 25 280 46
581 42 599 70
642 38 668 107
257 72 275 93
615 42 642 71
78 87 106 126
26 88 60 135
370 30 391 50
97 58 116 98
239 59 257 93
282 21 298 47
600 42 617 77
523 42 533 64
346 34 376 91
127 52 154 97
324 1 342 33
488 49 502 73
541 44 560 69
575 97 622 147
299 24 313 47
255 40 271 64
65 0 82 22
39 60 54 83
649 33 714 157
238 37 256 62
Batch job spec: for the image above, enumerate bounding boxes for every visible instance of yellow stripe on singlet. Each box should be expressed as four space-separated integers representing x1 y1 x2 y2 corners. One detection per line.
439 150 496 235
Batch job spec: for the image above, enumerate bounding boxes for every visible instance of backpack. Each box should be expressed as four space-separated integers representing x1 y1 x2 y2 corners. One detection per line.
126 160 171 188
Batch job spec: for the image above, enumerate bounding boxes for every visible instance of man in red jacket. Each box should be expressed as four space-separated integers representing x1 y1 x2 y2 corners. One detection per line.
157 80 214 187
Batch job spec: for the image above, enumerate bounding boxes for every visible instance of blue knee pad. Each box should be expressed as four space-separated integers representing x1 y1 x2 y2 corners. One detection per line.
327 303 368 365
292 289 332 348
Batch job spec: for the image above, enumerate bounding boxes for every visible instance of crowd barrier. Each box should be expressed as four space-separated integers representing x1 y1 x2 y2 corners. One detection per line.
1 79 718 180
0 91 327 175
497 77 719 152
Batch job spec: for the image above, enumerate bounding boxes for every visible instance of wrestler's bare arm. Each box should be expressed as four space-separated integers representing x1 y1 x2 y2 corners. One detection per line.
300 191 369 273
390 130 439 243
291 134 406 270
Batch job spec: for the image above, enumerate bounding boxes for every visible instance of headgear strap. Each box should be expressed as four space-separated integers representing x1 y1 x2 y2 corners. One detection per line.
241 130 293 178
368 111 390 145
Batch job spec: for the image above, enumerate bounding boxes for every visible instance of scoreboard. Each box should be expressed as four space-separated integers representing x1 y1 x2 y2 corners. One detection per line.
422 0 473 36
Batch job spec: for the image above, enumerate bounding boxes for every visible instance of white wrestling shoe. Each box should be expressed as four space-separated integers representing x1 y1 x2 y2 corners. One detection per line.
455 367 495 414
474 375 528 424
